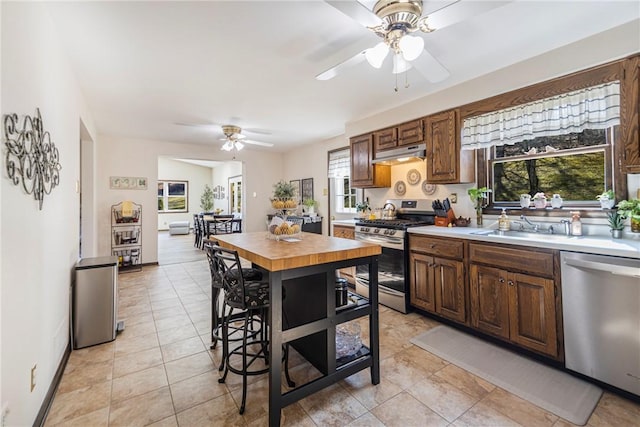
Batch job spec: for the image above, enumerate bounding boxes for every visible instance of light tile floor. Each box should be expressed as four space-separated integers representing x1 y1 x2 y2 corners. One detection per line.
45 237 640 426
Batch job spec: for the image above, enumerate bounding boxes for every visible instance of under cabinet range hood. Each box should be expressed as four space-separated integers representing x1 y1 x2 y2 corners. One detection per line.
371 143 426 165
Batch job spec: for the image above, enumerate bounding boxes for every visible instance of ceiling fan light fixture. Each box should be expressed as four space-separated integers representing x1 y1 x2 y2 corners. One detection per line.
392 53 412 74
365 42 389 68
234 141 244 151
221 140 233 151
399 34 424 61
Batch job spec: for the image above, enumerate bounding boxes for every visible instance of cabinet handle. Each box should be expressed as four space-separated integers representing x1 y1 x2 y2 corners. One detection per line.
430 244 436 248
508 280 514 286
498 278 505 283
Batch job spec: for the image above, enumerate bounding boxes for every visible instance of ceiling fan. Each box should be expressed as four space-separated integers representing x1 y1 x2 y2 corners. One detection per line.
219 125 274 151
175 121 274 151
317 0 501 82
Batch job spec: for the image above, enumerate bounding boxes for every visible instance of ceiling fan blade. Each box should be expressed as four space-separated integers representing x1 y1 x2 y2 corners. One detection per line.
325 0 380 28
411 49 450 83
316 49 368 80
244 139 274 147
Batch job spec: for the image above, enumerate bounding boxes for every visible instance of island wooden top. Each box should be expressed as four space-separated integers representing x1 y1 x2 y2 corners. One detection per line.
214 232 381 272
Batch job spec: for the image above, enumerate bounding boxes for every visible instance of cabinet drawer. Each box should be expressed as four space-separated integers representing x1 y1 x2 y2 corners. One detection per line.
469 243 555 277
410 235 464 259
334 225 355 239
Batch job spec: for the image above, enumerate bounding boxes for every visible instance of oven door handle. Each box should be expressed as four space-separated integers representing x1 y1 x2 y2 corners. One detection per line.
356 278 405 297
354 233 404 249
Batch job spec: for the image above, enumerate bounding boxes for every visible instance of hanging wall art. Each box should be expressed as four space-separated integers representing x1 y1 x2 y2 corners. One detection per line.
3 108 62 210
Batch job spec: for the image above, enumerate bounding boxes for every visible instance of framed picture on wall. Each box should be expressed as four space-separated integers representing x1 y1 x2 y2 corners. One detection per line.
289 180 301 204
301 178 313 202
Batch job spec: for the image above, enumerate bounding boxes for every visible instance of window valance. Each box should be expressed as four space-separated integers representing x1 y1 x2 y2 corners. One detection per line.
461 81 620 150
328 148 351 178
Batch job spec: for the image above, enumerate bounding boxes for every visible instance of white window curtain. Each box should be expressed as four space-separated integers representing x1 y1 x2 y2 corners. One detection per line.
328 148 351 178
461 81 620 150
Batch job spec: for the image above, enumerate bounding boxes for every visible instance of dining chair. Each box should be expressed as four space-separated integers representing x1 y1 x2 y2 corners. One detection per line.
210 244 295 414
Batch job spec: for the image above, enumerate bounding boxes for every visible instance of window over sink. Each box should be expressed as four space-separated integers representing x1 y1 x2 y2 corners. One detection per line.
463 81 619 209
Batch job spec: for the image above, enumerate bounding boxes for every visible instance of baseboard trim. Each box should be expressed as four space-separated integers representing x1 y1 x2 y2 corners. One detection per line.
33 342 71 427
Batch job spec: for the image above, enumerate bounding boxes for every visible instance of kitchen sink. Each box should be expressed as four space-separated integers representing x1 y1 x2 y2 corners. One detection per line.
471 229 574 240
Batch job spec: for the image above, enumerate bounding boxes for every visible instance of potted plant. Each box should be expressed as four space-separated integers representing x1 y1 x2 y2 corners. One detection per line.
303 198 318 215
467 187 491 226
271 180 297 210
606 211 625 238
532 192 547 209
616 199 640 233
355 201 370 218
200 184 214 212
596 189 616 209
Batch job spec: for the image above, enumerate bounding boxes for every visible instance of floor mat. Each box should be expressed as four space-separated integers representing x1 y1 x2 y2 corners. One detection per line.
410 325 602 425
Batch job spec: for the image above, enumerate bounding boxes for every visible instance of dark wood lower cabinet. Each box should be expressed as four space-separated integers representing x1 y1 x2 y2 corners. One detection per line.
409 251 465 323
470 263 558 357
508 272 557 356
469 264 510 339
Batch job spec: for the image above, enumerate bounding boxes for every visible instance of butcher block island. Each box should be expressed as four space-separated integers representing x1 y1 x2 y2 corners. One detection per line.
215 231 382 427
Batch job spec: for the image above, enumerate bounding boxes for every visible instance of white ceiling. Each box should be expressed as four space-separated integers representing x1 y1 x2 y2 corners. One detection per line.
45 1 640 153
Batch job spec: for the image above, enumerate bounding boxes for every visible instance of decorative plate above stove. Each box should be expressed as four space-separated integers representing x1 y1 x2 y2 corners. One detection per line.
394 180 406 196
407 169 421 185
422 181 437 195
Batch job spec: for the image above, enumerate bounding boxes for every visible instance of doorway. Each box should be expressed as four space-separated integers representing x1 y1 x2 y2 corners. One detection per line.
228 174 242 215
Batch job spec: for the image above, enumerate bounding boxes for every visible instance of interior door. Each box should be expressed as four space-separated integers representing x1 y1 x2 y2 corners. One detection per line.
228 174 242 215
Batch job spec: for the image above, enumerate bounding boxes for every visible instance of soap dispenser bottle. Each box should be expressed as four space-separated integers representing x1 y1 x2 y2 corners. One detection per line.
498 208 511 231
570 211 582 236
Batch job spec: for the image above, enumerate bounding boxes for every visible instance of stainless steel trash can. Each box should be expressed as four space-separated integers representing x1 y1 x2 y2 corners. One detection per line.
73 256 119 349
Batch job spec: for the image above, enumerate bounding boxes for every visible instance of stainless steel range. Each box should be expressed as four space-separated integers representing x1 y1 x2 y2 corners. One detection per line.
353 199 435 313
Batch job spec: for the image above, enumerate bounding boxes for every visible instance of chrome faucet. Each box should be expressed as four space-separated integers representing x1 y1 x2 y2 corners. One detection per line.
519 214 539 232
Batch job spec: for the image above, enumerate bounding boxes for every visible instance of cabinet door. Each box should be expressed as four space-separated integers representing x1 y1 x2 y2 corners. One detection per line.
351 134 374 185
434 257 466 323
398 119 424 146
350 134 391 188
374 127 397 152
426 109 458 183
622 55 640 172
508 272 558 356
409 252 436 312
333 225 355 239
470 264 510 339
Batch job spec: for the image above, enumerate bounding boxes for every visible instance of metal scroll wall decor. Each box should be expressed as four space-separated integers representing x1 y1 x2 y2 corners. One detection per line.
3 108 62 210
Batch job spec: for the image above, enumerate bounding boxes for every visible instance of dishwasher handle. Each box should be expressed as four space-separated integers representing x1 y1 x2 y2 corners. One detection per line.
563 257 640 278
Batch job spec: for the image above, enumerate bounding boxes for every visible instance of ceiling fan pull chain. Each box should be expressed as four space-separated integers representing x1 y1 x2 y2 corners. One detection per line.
405 69 410 89
394 72 398 92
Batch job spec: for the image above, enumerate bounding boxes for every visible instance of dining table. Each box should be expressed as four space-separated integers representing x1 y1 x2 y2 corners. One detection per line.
215 231 381 426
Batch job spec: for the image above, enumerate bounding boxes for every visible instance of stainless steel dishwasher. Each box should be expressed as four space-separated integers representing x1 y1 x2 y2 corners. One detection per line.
561 251 640 395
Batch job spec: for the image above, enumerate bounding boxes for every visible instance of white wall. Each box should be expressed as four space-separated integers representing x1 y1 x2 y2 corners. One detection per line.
1 3 98 425
96 136 284 263
283 134 350 235
212 162 242 215
157 158 212 230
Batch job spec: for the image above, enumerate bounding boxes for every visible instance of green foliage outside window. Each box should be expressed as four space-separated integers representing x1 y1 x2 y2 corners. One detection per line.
490 129 609 204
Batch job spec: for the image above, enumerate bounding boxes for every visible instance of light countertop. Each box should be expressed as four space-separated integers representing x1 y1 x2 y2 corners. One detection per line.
332 219 358 227
409 226 640 259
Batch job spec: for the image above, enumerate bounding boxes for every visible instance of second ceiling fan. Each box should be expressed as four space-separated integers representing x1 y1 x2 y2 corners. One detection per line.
219 125 274 151
317 0 504 83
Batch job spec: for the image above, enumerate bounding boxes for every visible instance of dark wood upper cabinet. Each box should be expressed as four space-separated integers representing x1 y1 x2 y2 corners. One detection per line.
373 127 397 152
350 133 391 188
425 109 475 184
373 119 424 153
621 55 640 173
398 119 424 146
